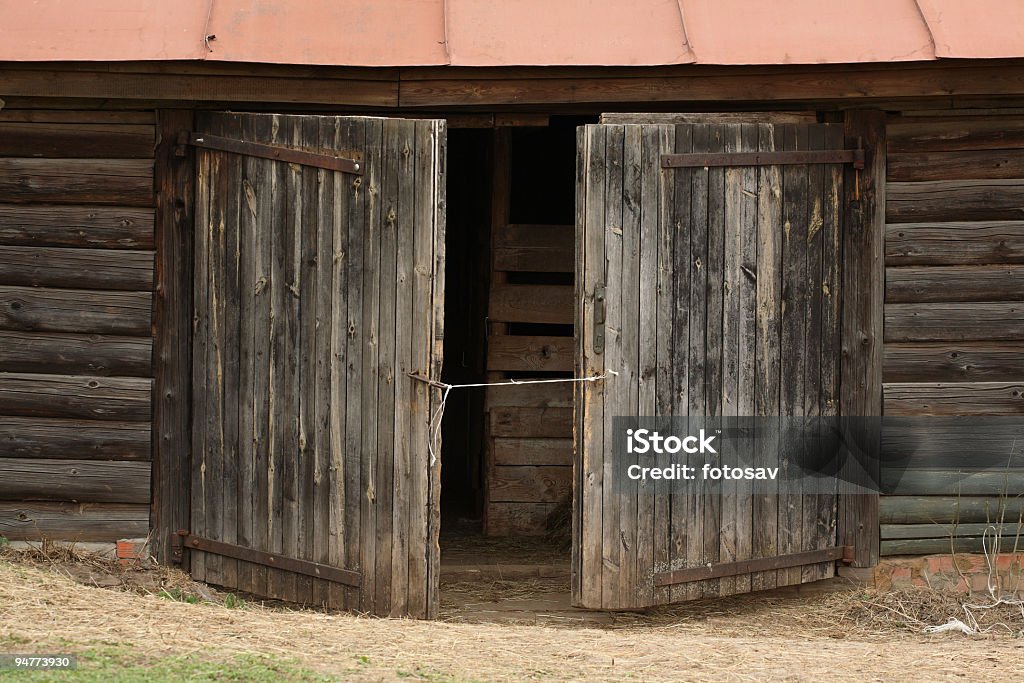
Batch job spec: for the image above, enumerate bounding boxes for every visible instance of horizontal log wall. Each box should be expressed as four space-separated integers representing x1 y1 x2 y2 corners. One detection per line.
882 111 1024 555
0 108 156 542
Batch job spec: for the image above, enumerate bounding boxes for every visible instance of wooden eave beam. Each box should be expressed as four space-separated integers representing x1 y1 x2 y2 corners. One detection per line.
2 60 1024 108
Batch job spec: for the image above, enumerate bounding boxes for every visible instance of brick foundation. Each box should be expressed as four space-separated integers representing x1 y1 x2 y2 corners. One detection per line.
873 553 1024 595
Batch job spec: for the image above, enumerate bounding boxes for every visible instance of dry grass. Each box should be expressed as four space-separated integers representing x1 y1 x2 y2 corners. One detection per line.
833 588 1024 636
1 547 1023 681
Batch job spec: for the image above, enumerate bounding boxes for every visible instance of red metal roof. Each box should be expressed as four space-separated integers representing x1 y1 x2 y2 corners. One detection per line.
0 0 1022 67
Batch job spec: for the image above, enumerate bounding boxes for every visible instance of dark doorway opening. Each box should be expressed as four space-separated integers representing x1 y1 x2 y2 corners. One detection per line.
440 116 596 586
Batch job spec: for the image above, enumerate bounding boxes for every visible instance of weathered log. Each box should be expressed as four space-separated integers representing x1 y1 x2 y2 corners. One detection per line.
0 122 155 158
0 372 152 421
885 265 1024 303
0 204 154 249
883 342 1024 382
0 502 149 541
884 381 1024 416
885 303 1024 342
0 245 154 291
879 495 1024 525
0 158 154 206
0 285 152 335
0 458 150 504
0 416 151 460
882 469 1024 496
0 330 152 376
885 220 1024 266
887 179 1024 223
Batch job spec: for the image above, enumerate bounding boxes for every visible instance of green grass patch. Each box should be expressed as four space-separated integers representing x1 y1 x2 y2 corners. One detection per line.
0 646 332 682
155 588 200 605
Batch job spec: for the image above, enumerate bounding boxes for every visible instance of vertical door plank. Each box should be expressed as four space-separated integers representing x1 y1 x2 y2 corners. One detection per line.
779 124 810 588
817 124 845 581
578 124 607 608
635 124 666 607
733 123 759 595
407 120 438 618
720 124 742 598
311 117 341 607
359 118 385 614
617 125 643 608
235 114 257 594
248 115 275 599
751 124 784 591
374 119 400 615
218 113 243 593
203 116 227 589
336 117 366 611
292 116 319 606
190 142 211 585
681 124 708 603
701 125 727 599
653 124 680 607
426 122 447 620
268 114 296 602
572 126 587 605
390 119 416 617
281 115 301 602
600 124 625 609
801 125 826 584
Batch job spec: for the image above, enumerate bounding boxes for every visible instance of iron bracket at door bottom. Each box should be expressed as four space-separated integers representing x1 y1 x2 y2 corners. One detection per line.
654 546 853 587
172 530 362 588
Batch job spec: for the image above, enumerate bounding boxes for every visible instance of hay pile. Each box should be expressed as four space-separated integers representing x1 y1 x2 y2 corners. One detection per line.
0 541 225 605
831 589 1024 637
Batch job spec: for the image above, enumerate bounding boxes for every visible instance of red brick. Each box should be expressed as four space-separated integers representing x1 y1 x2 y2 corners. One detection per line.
925 555 955 574
970 573 994 594
953 554 987 574
116 539 147 566
995 553 1024 572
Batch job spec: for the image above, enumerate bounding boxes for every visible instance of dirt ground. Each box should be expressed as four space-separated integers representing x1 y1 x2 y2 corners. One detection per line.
0 549 1022 682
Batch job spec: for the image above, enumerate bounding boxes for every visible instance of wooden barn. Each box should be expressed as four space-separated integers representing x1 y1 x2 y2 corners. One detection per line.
1 1 1023 618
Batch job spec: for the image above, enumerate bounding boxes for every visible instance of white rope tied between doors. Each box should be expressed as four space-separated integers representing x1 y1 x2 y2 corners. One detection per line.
408 371 618 465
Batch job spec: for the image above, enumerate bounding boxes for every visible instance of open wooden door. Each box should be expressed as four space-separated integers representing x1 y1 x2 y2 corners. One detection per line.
574 121 855 609
184 113 445 618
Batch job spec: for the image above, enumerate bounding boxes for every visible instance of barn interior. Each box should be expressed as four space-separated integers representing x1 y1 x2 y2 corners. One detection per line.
439 117 594 572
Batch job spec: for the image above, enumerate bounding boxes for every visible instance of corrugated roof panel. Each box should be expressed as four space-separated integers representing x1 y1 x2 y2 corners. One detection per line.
206 0 448 66
916 0 1024 59
445 0 693 66
0 0 1022 67
679 0 935 65
0 0 207 61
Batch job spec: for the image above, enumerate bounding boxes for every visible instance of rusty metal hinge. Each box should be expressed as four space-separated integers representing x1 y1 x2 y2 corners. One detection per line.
189 132 364 175
662 149 864 170
593 284 606 355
